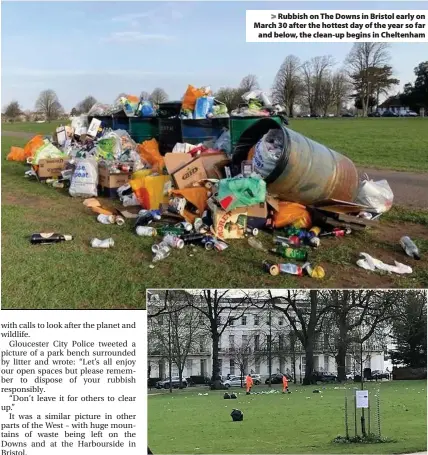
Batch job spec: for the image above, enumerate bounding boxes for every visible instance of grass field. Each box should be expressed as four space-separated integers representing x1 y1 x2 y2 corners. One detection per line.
148 380 427 454
2 121 64 135
2 120 428 308
290 117 428 172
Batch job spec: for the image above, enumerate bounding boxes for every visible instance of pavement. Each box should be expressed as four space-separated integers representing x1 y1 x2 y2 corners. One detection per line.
2 130 428 208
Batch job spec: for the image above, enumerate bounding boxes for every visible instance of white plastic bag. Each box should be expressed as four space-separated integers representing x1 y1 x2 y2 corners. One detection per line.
355 179 393 213
252 129 284 179
69 159 98 198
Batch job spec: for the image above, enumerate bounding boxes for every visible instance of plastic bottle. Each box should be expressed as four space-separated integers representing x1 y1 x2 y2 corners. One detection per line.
136 226 157 237
158 225 184 236
320 228 352 237
248 237 265 251
181 233 205 245
30 233 73 245
152 244 171 262
271 245 308 261
400 236 420 260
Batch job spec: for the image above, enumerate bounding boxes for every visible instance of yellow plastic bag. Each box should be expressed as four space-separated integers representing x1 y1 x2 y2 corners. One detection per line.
7 146 26 161
273 202 312 229
182 85 206 111
170 187 209 223
130 170 171 210
137 139 164 172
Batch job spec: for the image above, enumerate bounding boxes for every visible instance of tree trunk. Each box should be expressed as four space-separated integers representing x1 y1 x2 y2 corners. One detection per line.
303 341 314 385
336 312 348 382
211 332 222 389
178 369 184 389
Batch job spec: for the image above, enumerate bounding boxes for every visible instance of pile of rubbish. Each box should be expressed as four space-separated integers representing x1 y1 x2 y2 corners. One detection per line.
6 84 422 278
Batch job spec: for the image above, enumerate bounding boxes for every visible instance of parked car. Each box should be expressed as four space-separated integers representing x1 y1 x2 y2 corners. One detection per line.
223 376 245 388
264 373 293 384
406 110 418 117
313 372 338 383
156 376 188 389
382 110 398 117
368 111 381 117
250 374 262 385
346 372 356 380
341 112 355 117
310 113 321 118
370 370 390 380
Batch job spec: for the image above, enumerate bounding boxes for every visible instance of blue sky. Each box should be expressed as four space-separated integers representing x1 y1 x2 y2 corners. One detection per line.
2 1 428 111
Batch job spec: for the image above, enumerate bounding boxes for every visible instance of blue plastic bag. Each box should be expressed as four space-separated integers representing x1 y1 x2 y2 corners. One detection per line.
194 97 215 119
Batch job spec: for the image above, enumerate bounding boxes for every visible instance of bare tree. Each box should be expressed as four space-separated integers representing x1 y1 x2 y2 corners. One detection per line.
76 96 97 114
272 55 303 117
332 71 352 116
318 73 335 117
301 56 334 115
148 292 206 390
140 91 150 101
345 43 391 116
149 88 168 104
35 90 63 122
239 74 259 93
229 331 259 386
215 87 241 112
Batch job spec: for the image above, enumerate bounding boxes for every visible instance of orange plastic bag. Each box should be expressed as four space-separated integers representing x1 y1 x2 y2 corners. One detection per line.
182 85 206 111
137 139 164 173
7 146 26 161
248 145 256 161
24 135 44 159
130 170 171 210
273 202 312 229
170 187 209 223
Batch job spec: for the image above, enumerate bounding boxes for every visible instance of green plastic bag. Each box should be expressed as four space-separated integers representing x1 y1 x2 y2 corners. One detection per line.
96 137 118 161
218 177 266 211
32 141 67 164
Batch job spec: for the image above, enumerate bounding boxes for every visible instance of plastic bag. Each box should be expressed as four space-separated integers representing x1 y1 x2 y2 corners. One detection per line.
272 202 312 229
214 129 231 156
355 179 393 213
7 146 26 161
88 103 112 116
22 135 45 160
32 142 67 164
182 85 207 111
218 177 266 211
71 115 88 136
137 139 164 172
96 133 122 161
194 97 214 119
252 129 284 179
130 170 171 210
138 101 155 117
242 90 272 107
69 158 98 198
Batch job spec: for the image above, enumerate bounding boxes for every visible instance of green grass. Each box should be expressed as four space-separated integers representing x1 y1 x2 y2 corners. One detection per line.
148 380 427 454
290 118 428 172
2 121 64 135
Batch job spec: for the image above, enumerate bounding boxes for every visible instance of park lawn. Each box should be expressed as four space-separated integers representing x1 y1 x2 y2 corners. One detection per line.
1 121 64 135
290 117 428 172
148 380 427 454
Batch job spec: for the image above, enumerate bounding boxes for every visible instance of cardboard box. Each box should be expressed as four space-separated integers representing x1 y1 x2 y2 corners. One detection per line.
164 152 193 175
172 156 208 189
247 202 268 229
37 159 69 178
87 118 102 137
98 165 132 189
208 199 247 240
199 152 229 178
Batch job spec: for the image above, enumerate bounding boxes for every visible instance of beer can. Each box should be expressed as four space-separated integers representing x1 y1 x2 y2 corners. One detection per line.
176 222 193 232
115 216 125 226
309 226 321 236
262 261 280 276
163 234 185 249
246 227 259 236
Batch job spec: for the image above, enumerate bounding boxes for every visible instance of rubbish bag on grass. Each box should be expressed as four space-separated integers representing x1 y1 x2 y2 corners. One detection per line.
32 142 67 164
24 135 45 159
355 178 393 213
272 202 312 229
69 158 98 198
130 170 171 210
7 146 26 162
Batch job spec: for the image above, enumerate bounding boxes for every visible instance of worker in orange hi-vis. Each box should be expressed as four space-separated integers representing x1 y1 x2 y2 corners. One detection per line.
246 374 253 394
282 374 289 393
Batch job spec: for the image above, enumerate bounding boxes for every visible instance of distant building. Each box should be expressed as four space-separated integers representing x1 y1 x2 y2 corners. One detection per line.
147 291 386 380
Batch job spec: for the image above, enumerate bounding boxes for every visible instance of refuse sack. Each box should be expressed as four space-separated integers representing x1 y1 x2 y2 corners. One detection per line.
355 178 393 213
24 135 45 159
194 96 215 119
253 129 284 179
214 129 231 156
230 409 243 422
7 146 26 162
69 158 98 198
182 85 207 111
96 133 122 161
137 139 164 172
218 177 266 212
130 170 171 210
233 118 358 205
170 187 210 223
272 202 312 229
32 141 67 165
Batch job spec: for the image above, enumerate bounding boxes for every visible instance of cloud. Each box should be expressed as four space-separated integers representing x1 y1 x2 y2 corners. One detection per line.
102 32 174 43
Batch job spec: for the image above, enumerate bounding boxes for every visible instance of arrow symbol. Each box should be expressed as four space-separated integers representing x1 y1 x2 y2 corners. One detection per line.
271 14 277 19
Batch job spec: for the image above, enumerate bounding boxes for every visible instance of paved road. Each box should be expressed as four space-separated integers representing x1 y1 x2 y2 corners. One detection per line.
2 130 427 208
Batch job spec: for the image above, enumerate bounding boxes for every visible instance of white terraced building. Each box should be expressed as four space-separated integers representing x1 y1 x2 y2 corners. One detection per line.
147 291 386 381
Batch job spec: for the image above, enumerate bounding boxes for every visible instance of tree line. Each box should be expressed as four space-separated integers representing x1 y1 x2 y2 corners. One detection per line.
148 289 426 389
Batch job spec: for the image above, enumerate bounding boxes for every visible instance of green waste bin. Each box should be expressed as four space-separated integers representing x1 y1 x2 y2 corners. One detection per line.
129 117 159 144
230 116 282 152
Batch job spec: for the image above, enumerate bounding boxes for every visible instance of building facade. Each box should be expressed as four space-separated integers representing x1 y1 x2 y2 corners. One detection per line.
147 291 386 380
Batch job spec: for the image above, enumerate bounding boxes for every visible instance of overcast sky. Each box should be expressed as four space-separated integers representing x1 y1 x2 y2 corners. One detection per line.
2 1 427 111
